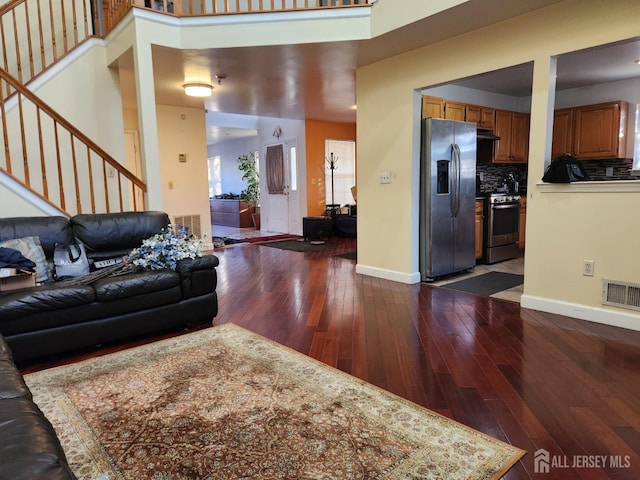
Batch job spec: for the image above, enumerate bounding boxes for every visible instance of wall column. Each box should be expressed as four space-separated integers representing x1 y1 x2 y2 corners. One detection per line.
528 55 557 182
133 41 163 211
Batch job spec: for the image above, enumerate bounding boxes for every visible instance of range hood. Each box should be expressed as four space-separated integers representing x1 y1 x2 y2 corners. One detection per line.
477 128 500 141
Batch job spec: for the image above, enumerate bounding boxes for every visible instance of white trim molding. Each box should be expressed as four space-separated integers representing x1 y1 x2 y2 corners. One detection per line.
521 294 640 332
356 264 421 284
536 180 640 193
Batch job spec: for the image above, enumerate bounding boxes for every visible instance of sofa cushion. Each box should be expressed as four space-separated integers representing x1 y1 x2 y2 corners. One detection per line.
0 336 32 400
0 236 52 283
0 283 95 326
92 269 180 302
0 398 76 479
0 357 32 400
0 216 73 259
71 211 170 257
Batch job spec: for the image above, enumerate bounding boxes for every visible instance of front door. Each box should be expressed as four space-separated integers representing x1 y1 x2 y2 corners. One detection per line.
263 143 288 233
263 139 301 235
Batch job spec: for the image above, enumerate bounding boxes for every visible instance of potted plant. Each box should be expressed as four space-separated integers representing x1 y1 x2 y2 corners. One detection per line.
237 152 260 229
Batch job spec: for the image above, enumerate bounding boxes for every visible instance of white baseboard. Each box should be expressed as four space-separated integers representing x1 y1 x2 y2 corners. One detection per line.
355 264 421 284
521 294 640 332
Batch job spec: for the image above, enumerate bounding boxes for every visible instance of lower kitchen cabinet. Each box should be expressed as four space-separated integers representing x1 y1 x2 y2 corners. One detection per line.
475 199 484 259
519 196 526 249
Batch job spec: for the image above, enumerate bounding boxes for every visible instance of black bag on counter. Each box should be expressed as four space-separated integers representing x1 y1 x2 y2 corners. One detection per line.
542 154 590 183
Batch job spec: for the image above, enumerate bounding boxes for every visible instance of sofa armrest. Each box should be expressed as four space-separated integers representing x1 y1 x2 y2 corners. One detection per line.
176 255 219 299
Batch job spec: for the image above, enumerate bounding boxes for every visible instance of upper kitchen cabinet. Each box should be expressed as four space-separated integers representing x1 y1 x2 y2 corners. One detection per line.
479 108 496 129
551 108 574 159
421 96 444 119
494 110 530 163
466 105 495 129
444 101 466 121
573 101 629 159
551 101 631 160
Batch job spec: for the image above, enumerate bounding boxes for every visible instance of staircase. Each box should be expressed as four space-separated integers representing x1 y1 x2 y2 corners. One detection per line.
0 0 369 216
0 0 147 216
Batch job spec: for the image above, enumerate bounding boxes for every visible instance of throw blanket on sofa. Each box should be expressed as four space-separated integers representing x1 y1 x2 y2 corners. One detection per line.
0 247 36 271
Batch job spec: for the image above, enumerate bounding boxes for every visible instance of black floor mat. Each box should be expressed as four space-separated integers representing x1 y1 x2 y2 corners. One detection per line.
335 251 357 260
441 272 524 296
259 239 331 252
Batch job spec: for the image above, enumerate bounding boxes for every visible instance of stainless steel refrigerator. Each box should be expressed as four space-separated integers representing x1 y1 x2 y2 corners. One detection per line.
420 118 476 282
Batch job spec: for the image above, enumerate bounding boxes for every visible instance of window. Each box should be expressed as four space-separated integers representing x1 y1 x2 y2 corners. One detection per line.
325 140 355 206
289 145 297 192
207 155 221 197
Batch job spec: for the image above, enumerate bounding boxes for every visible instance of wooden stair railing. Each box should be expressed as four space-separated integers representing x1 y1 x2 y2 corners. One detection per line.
102 0 370 36
0 67 147 215
0 0 93 99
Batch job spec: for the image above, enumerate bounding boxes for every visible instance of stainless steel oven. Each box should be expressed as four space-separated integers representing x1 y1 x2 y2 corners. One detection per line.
484 193 520 264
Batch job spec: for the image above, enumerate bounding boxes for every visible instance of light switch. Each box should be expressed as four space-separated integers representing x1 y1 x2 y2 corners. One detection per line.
178 153 187 163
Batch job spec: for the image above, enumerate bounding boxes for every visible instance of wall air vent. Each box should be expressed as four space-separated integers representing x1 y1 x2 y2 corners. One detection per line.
173 215 202 238
602 279 640 311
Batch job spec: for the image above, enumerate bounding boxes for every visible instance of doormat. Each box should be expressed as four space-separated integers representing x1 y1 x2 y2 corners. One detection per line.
245 234 301 244
335 251 357 260
25 324 525 479
258 239 332 252
441 272 524 296
213 237 247 247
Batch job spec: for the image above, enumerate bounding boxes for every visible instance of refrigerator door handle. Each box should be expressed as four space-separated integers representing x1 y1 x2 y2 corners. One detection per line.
451 143 461 217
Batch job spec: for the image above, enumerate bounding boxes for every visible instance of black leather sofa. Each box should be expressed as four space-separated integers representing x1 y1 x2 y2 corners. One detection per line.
0 211 219 365
0 334 76 479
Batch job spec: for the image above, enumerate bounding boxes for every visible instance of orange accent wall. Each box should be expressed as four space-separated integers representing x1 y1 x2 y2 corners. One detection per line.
305 119 356 216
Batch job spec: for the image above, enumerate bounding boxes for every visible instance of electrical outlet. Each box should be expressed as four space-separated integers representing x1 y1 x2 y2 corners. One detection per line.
583 260 595 277
606 166 614 177
379 172 391 184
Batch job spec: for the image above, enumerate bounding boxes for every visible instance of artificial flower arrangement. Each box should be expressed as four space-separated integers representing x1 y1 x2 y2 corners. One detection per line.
126 224 202 271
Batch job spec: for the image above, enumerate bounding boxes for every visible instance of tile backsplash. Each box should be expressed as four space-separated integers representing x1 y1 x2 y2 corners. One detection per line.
476 164 528 194
580 158 639 181
477 158 639 193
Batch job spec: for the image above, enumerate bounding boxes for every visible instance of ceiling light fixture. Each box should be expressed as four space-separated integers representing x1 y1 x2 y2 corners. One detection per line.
183 83 213 97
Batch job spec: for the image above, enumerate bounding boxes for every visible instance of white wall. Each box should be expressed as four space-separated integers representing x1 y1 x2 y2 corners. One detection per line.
156 105 213 248
33 42 127 162
207 136 260 196
555 77 640 108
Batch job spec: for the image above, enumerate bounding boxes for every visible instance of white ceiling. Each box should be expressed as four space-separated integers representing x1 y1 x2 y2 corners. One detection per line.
118 2 640 145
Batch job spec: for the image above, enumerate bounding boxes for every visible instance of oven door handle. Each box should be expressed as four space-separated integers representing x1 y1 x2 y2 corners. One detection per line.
491 203 520 210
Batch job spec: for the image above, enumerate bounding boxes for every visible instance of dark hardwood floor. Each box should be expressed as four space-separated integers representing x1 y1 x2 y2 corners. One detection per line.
21 237 640 479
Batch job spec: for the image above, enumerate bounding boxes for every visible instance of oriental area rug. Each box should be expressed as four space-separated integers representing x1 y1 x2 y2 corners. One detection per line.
24 324 525 480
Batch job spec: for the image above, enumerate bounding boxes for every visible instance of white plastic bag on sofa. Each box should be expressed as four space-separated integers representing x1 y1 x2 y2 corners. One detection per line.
53 243 90 279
